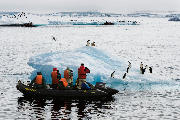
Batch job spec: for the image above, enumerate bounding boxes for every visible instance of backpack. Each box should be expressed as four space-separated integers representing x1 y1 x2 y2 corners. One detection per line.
81 83 91 90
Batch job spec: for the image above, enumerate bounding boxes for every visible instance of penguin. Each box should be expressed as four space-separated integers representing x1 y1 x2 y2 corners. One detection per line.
123 73 126 79
128 61 131 68
142 67 146 74
111 71 115 78
86 40 90 46
145 65 148 70
140 62 143 68
52 36 56 41
140 62 143 74
149 67 152 73
91 41 95 46
127 67 129 73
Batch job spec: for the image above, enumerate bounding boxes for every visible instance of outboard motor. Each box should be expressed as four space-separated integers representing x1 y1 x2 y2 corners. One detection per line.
95 82 106 88
95 82 118 95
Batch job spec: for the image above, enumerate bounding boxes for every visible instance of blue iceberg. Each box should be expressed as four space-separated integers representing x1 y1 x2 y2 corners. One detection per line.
28 47 175 91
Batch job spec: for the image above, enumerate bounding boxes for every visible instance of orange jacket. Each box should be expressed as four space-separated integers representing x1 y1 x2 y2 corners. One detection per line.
51 71 58 84
35 75 43 84
64 69 70 79
60 78 68 87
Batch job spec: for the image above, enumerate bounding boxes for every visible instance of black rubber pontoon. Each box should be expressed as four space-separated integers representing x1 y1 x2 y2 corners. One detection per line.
16 81 118 99
0 23 38 27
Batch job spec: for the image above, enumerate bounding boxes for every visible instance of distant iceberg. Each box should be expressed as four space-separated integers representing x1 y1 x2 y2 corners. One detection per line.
168 17 180 21
47 20 140 26
0 11 140 26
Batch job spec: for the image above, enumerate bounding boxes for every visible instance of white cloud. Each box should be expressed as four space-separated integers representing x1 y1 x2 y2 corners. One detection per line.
0 0 180 12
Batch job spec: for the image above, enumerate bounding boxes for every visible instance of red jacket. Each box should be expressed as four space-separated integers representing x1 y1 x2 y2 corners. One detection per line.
51 71 58 84
78 66 90 79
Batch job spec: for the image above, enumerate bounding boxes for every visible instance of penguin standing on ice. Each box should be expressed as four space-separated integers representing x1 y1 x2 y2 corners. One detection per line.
142 67 146 74
111 71 115 78
126 67 129 73
91 41 96 46
140 62 143 74
86 40 90 46
123 73 126 79
149 67 152 73
128 61 131 68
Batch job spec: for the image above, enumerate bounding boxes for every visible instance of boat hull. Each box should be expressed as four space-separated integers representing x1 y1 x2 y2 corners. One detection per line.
16 81 118 100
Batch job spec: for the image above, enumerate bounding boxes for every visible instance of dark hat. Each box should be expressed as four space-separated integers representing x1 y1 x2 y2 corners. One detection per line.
37 72 42 75
53 68 57 71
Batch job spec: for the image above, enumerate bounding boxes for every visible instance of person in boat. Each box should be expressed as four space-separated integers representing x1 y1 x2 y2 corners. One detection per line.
51 68 59 89
30 72 46 88
57 70 61 81
76 63 90 89
58 78 68 89
64 67 73 87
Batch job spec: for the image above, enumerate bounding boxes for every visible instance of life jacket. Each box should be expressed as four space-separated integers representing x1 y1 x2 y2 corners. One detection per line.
60 78 68 87
57 73 61 80
51 71 58 84
64 69 70 79
78 66 86 79
35 75 43 84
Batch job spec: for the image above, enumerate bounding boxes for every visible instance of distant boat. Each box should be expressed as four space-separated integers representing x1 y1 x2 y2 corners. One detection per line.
102 21 114 25
0 22 42 27
168 17 180 21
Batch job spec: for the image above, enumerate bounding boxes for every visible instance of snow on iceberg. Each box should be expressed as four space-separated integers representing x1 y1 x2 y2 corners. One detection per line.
28 46 173 90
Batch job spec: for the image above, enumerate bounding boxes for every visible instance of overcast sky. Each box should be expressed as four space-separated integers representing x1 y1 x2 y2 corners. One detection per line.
0 0 180 13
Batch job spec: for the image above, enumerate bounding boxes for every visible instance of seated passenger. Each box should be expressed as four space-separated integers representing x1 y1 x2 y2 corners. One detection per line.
51 68 58 89
30 72 46 88
57 70 61 81
64 67 73 87
58 78 68 89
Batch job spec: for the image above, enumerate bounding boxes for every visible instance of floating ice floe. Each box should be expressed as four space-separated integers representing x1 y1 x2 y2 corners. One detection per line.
28 46 175 91
168 17 180 21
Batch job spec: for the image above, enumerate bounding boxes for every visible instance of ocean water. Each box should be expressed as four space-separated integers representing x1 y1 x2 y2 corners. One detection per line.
0 17 180 119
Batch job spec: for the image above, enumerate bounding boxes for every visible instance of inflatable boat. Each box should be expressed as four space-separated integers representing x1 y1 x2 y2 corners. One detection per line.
0 23 42 27
16 81 118 99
